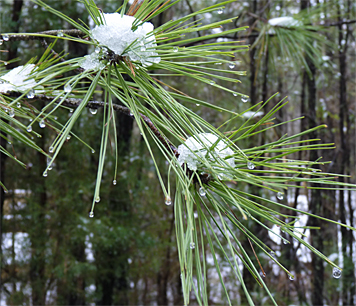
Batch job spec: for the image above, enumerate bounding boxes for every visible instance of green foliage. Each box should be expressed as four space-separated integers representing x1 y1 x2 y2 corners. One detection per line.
1 0 355 305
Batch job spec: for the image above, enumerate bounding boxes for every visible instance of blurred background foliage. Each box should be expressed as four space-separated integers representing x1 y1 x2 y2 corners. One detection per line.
0 0 355 305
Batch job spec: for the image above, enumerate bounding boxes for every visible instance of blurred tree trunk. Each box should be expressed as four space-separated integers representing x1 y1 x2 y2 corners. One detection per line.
337 2 354 304
0 0 23 266
29 101 48 305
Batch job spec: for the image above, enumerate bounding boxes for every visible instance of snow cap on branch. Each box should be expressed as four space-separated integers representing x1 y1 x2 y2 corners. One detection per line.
90 13 160 66
177 133 235 177
0 64 37 93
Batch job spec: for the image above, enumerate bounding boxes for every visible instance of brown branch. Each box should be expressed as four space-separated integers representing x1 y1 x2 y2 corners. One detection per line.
5 92 178 156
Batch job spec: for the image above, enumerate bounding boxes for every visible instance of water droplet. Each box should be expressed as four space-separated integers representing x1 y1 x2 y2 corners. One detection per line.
89 212 94 218
247 161 255 170
129 112 134 117
95 196 100 203
95 46 101 53
9 108 15 118
89 108 97 115
270 251 276 258
242 97 249 103
49 146 54 153
165 196 172 205
4 62 8 66
48 163 53 170
3 34 9 41
8 141 11 145
277 192 284 200
69 108 74 113
26 126 32 133
196 104 200 106
209 80 215 85
64 84 72 93
190 242 195 249
217 7 223 14
0 39 3 45
173 46 178 52
27 89 35 99
289 275 294 280
66 135 71 140
229 62 235 69
199 187 206 196
333 267 342 279
17 102 21 108
283 239 288 245
113 180 117 185
233 92 237 96
43 171 48 177
39 120 46 128
91 149 95 153
214 62 222 65
57 31 64 37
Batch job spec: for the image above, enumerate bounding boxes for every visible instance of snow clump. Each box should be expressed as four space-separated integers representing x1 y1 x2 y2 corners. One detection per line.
90 13 160 66
177 133 235 177
268 17 302 27
0 64 37 93
79 52 106 71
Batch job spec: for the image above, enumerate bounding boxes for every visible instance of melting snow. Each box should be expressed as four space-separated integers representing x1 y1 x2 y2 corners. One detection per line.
268 16 302 27
177 133 235 176
0 64 37 93
89 13 160 66
79 52 106 71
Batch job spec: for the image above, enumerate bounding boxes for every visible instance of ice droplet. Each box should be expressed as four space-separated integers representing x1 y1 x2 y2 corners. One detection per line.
95 46 101 53
113 180 117 185
333 267 342 279
199 187 206 196
64 83 72 93
190 242 195 249
49 146 54 153
95 196 100 203
27 89 35 99
9 108 15 118
173 46 178 52
242 97 249 103
39 120 46 128
89 108 97 115
3 34 9 41
57 31 64 37
289 275 294 280
217 8 223 14
89 212 94 218
165 196 172 205
26 126 32 133
229 62 235 69
247 161 255 170
277 192 284 200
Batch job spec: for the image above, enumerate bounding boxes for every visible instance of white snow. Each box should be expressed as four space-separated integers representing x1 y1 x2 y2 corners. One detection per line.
268 17 302 27
177 133 235 176
79 52 106 71
90 13 160 66
0 64 37 93
241 111 264 118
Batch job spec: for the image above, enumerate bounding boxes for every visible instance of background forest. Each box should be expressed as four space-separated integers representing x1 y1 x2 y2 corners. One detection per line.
0 0 355 305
